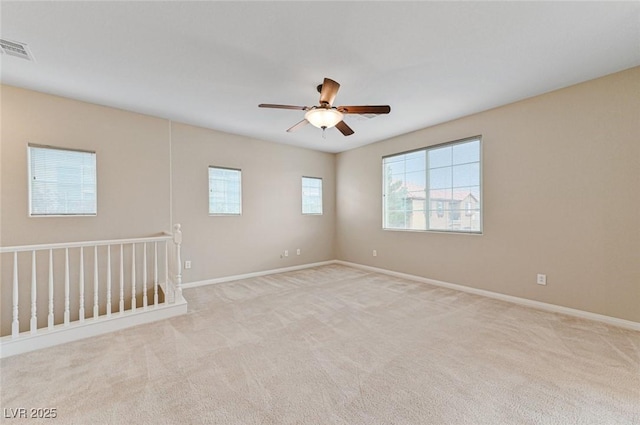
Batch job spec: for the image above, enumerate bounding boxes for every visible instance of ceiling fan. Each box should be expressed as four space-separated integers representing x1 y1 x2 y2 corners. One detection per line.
259 77 390 136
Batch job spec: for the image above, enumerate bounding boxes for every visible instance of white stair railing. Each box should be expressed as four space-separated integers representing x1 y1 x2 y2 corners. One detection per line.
0 225 184 342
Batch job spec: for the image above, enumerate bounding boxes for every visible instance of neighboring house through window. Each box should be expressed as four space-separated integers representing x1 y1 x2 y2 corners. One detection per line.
383 136 482 233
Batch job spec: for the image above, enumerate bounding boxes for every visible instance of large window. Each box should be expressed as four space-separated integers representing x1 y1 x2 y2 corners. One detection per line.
208 166 242 215
383 136 481 233
302 176 323 215
28 144 97 216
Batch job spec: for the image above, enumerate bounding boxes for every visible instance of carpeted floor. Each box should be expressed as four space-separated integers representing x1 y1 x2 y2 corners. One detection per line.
1 264 638 424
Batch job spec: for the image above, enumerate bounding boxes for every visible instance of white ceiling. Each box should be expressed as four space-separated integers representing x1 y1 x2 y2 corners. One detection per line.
2 1 639 153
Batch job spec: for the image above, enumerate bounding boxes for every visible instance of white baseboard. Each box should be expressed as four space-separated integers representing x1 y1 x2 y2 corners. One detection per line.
335 260 640 332
0 300 188 359
172 258 639 332
182 260 336 289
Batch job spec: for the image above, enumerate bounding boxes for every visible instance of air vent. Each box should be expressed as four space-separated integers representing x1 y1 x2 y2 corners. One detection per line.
0 38 34 61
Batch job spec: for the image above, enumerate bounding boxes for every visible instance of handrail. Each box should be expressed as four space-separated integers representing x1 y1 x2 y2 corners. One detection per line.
0 234 172 253
1 225 184 342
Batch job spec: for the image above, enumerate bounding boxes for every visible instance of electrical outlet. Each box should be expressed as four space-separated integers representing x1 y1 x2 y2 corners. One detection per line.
296 249 301 255
536 274 547 285
184 260 192 269
373 250 377 257
284 250 289 257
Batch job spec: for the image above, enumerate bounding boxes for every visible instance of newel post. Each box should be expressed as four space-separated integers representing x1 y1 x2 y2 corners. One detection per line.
173 223 183 300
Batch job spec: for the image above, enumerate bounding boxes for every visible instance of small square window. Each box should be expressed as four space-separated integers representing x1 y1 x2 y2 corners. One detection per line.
28 144 97 216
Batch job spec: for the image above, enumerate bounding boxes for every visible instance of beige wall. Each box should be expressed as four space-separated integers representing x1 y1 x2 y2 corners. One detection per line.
1 85 173 335
1 85 336 287
336 67 640 323
1 85 171 245
171 122 335 282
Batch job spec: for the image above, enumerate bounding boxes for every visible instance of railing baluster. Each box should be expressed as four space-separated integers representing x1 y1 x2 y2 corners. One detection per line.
164 241 169 303
64 248 70 325
79 247 85 322
173 224 183 301
106 245 112 317
119 244 124 313
12 252 19 338
31 250 37 334
93 245 99 319
143 243 148 309
154 242 158 306
131 244 136 312
48 249 54 329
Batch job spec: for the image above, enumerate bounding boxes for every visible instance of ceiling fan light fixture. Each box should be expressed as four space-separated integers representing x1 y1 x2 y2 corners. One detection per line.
305 108 343 129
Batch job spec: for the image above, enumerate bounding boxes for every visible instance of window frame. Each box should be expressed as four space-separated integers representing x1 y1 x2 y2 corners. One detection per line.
301 176 323 215
208 166 242 216
382 135 483 234
27 143 98 217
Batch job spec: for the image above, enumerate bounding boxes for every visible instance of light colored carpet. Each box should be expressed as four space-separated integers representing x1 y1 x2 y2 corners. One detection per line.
1 264 638 424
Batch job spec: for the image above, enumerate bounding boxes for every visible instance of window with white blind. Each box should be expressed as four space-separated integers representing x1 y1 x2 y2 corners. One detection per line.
208 166 242 215
28 144 97 216
383 136 482 233
302 176 323 215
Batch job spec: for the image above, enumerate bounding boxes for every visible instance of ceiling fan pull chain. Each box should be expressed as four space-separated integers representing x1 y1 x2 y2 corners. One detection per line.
322 127 327 139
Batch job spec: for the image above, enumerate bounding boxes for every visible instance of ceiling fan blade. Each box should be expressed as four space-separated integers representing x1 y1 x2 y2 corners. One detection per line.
319 78 340 106
337 105 391 114
335 120 354 136
259 104 308 110
286 119 310 133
